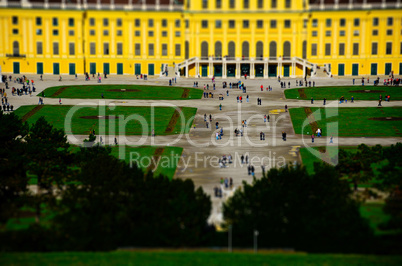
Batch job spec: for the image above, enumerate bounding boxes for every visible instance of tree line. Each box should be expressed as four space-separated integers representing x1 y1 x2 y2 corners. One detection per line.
0 112 400 253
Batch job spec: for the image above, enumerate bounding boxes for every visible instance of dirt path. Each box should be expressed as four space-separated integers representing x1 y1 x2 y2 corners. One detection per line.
165 108 182 134
181 88 190 98
304 107 318 134
298 88 306 99
22 105 44 122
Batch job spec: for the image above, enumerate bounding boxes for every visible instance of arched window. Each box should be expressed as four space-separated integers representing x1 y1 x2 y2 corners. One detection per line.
302 41 307 59
185 41 189 59
215 41 222 58
269 41 277 59
201 41 208 58
256 41 263 59
228 41 235 58
242 41 249 58
283 41 291 59
13 41 19 55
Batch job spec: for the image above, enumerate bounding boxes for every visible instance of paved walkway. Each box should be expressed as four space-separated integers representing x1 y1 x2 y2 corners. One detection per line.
3 74 401 225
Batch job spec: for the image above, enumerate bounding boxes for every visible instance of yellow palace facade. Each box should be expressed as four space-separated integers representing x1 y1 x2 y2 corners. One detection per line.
1 0 402 79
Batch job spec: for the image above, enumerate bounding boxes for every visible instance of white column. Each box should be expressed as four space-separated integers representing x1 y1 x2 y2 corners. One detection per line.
235 60 240 79
209 57 213 78
250 59 255 79
264 60 268 79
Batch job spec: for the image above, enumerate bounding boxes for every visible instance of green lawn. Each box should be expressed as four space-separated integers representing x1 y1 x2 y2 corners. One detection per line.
289 107 402 137
14 105 197 135
39 84 203 100
1 251 401 266
360 203 397 236
285 86 402 101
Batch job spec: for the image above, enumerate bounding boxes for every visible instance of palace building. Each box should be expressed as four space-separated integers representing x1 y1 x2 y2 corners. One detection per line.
0 0 401 78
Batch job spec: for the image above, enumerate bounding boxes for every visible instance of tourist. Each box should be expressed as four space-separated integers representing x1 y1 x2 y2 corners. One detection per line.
311 133 315 143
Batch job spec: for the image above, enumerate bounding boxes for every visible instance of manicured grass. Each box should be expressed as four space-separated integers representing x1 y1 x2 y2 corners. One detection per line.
1 251 402 265
39 84 203 100
298 146 349 175
14 105 197 135
285 86 402 101
289 107 402 137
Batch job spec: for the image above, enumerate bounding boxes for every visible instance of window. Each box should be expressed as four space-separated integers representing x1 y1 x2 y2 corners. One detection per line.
312 31 317 37
243 20 249 28
202 0 208 9
303 19 307 28
53 17 58 26
229 20 235 28
90 42 96 55
135 19 140 27
68 18 74 27
117 43 123 55
13 41 19 55
12 16 18 25
270 20 277 29
148 19 154 27
285 0 291 8
387 17 393 26
69 43 75 55
354 18 359 27
175 31 181 37
312 19 318 27
185 20 189 28
325 43 331 56
353 43 359 55
386 42 392 55
135 31 140 37
148 31 154 37
373 17 379 26
372 42 378 55
202 20 208 28
117 18 122 27
37 42 43 55
162 44 168 56
53 42 59 55
216 0 221 8
230 0 235 8
175 19 180 28
258 0 263 8
162 19 167 27
175 44 181 56
284 20 291 28
311 43 317 56
257 20 263 29
162 31 167 37
400 42 402 55
244 0 249 9
340 30 345 36
90 30 95 36
340 18 346 27
103 30 109 36
326 31 331 37
326 19 332 27
69 30 74 36
103 18 109 26
215 20 222 29
36 29 42 35
53 29 59 36
104 43 109 55
271 0 277 8
353 30 359 36
387 29 393 36
135 43 141 56
12 29 18 34
372 30 378 36
339 43 345 56
36 17 42 26
90 18 95 26
148 44 154 56
117 30 122 36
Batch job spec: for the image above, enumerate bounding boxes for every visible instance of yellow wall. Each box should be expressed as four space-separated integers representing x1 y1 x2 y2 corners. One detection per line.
1 3 402 77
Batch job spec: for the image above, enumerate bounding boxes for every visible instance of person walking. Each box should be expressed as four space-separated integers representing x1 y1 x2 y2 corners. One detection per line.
219 103 222 111
323 98 326 105
311 97 314 104
59 98 62 105
311 133 315 143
